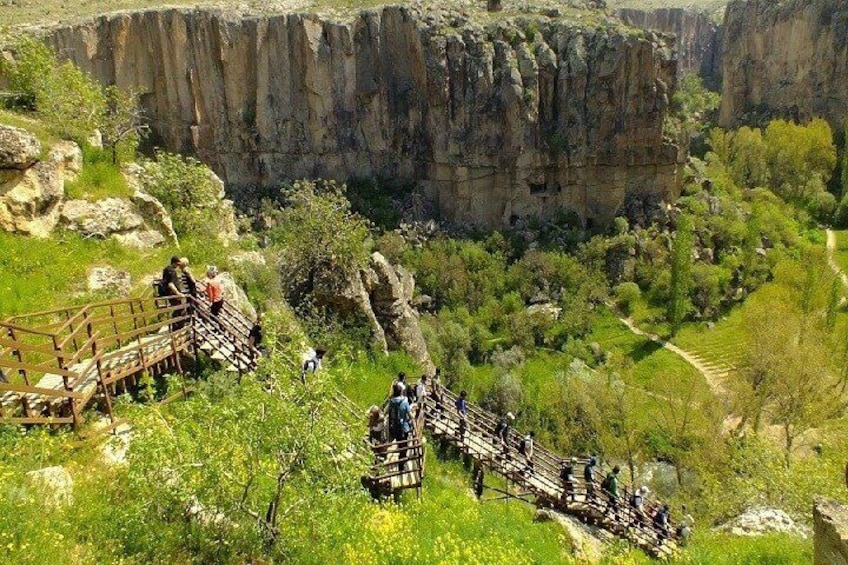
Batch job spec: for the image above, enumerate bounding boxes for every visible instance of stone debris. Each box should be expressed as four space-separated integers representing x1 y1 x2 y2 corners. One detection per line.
26 466 73 507
534 508 610 563
718 507 811 539
87 266 132 295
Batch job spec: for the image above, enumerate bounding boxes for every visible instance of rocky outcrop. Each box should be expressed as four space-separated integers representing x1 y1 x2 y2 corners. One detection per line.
617 8 722 85
534 508 610 563
87 266 132 295
313 252 434 371
718 507 811 538
720 0 848 130
815 498 848 565
0 127 81 237
26 466 73 507
58 197 170 248
216 272 257 322
46 6 683 229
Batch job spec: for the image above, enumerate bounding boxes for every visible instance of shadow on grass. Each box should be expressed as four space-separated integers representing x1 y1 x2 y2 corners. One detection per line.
628 339 663 364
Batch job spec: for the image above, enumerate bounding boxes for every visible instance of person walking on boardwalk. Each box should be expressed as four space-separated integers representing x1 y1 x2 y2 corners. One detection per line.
415 375 428 405
387 383 412 471
301 348 326 383
653 504 671 542
160 256 186 328
455 390 469 441
630 486 649 528
431 368 445 418
368 405 388 462
560 457 577 503
602 466 621 519
584 456 598 503
518 431 535 474
204 266 224 316
494 412 515 458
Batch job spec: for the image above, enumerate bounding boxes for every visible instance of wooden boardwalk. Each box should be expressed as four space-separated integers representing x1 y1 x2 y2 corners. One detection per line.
424 387 681 559
0 295 260 428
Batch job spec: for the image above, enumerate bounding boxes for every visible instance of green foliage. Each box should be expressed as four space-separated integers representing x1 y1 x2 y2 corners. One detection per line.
263 180 371 301
64 145 133 200
666 73 720 142
100 85 146 164
613 281 641 316
139 151 226 239
667 215 694 329
0 36 54 107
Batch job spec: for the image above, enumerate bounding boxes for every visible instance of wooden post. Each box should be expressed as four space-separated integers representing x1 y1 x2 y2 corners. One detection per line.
65 310 80 353
109 305 121 348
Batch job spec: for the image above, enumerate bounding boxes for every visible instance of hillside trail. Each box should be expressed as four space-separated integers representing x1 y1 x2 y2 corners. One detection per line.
826 229 848 289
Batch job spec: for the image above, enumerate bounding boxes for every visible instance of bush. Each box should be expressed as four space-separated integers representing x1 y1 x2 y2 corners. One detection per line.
613 282 641 316
64 145 132 200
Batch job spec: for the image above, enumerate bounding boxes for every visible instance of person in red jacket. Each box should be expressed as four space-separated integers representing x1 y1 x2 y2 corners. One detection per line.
204 266 224 316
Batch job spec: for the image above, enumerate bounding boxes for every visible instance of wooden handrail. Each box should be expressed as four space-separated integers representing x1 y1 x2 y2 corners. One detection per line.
0 382 85 399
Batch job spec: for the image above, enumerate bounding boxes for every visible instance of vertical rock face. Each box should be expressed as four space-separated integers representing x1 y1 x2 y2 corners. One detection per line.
46 7 682 229
720 0 848 130
814 498 848 565
616 8 722 86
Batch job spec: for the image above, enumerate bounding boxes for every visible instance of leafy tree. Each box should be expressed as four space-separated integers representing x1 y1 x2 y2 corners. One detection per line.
100 85 147 164
667 215 694 330
764 118 837 203
1 36 54 108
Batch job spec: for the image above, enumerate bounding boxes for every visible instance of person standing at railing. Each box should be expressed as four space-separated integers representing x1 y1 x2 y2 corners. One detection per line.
204 266 225 316
160 256 187 329
180 257 199 298
388 383 412 471
584 456 598 504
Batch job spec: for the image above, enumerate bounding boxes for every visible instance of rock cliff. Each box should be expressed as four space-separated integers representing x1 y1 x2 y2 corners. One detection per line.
45 6 682 229
719 0 848 130
814 498 848 565
616 8 721 86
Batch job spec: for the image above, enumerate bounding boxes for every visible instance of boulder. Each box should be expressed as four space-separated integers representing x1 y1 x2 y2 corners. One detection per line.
87 266 132 295
718 507 811 539
0 124 40 169
527 302 562 322
815 498 848 565
113 229 166 249
26 466 73 507
217 272 256 322
0 136 80 237
130 190 178 245
60 198 144 236
368 252 435 373
230 250 266 268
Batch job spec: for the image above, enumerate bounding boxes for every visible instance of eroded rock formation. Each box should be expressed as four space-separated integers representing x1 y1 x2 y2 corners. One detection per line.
616 8 722 86
720 0 848 130
46 6 683 229
815 498 848 565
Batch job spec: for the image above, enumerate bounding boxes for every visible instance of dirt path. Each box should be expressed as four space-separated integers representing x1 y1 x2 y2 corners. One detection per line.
826 229 848 289
616 317 729 398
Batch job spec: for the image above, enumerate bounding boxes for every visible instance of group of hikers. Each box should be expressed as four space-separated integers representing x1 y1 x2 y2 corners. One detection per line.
159 256 225 316
366 369 690 545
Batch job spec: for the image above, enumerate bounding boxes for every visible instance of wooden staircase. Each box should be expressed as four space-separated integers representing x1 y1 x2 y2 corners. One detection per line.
423 386 681 559
0 295 259 428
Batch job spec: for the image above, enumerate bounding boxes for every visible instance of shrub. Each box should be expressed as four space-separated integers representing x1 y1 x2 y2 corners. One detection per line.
613 281 641 316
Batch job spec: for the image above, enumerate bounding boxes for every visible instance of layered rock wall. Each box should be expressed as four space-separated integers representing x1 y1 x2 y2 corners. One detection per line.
616 8 722 86
720 0 848 130
45 7 682 229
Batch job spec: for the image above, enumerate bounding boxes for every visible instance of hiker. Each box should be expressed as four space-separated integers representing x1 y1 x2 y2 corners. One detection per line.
518 431 535 474
584 456 598 503
405 382 417 407
248 314 264 353
494 412 515 457
301 348 326 383
180 257 199 298
395 372 408 394
415 375 428 404
160 256 186 327
204 266 224 316
653 504 671 542
602 465 621 518
677 506 694 545
431 368 445 417
560 457 577 503
630 486 649 527
368 405 387 447
455 390 469 440
387 382 412 470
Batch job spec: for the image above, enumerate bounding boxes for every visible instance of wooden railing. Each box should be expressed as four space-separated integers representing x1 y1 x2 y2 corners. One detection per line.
425 385 680 558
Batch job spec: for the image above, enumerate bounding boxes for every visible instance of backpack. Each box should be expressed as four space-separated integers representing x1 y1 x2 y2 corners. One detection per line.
631 493 643 508
388 399 402 437
601 473 613 491
156 276 169 297
303 357 318 373
518 437 528 455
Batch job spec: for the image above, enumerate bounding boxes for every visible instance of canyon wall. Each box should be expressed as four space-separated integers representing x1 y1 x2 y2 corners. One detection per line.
815 498 848 565
720 0 848 130
45 7 682 229
617 8 722 85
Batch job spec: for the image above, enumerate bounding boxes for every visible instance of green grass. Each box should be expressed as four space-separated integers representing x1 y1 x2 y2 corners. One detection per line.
832 229 848 275
0 231 227 318
673 307 746 372
64 146 133 201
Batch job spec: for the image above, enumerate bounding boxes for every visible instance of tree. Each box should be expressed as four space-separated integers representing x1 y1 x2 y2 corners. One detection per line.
101 85 148 164
667 215 694 330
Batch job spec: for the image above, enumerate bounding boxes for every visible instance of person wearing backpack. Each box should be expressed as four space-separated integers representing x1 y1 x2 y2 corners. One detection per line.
518 431 535 475
653 504 671 542
630 486 649 528
560 457 577 503
584 456 598 503
301 348 326 383
601 465 621 519
160 256 186 329
494 412 514 459
387 383 412 471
